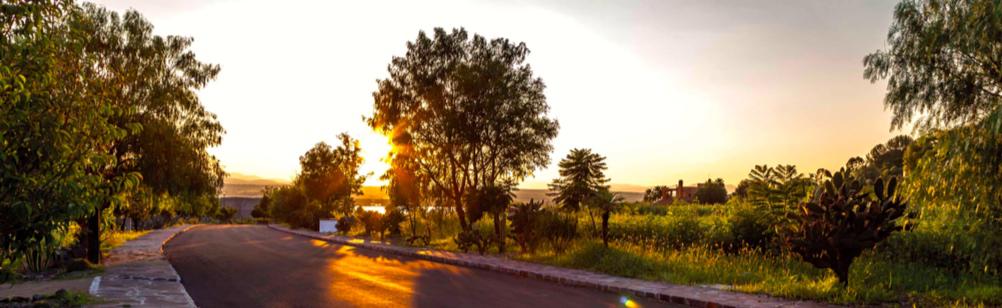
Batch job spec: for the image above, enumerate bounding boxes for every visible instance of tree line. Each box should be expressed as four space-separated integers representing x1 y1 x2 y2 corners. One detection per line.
2 1 225 276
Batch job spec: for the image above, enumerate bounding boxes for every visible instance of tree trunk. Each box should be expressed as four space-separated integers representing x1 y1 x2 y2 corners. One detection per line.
454 196 469 231
601 211 610 248
588 208 598 237
493 211 505 253
834 259 851 287
86 209 101 264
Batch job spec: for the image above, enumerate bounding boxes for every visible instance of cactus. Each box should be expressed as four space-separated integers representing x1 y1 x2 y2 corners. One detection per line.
788 168 913 286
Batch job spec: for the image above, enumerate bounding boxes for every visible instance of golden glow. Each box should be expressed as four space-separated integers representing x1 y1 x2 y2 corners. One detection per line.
357 130 393 186
93 0 902 188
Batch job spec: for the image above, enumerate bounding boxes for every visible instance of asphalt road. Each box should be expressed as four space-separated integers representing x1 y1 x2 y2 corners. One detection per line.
165 225 673 308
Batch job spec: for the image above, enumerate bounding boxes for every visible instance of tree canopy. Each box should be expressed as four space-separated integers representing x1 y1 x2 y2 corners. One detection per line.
548 148 610 212
367 27 558 231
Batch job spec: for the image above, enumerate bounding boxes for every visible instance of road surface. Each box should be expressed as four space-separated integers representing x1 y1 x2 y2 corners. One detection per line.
165 225 672 307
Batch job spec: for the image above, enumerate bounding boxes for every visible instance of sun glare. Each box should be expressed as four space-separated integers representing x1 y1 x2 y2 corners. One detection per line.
357 129 393 187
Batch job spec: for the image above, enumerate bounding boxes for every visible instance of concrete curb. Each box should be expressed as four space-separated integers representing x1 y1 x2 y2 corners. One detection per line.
90 224 199 307
160 225 198 307
267 224 834 308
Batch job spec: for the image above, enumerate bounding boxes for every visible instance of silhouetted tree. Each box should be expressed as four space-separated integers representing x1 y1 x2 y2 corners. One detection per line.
695 178 727 204
368 28 558 232
549 148 610 234
789 169 912 286
644 185 671 202
590 189 624 248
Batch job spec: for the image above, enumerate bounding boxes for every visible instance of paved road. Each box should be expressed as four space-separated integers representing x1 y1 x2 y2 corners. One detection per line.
165 225 672 307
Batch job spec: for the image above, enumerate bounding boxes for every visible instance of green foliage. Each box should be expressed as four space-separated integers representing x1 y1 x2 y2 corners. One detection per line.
548 148 610 212
335 216 355 235
266 133 368 230
454 228 493 255
695 178 728 204
728 202 777 250
589 189 624 248
466 184 514 252
508 199 544 253
296 133 368 218
215 207 237 223
537 210 578 253
789 169 913 286
643 185 671 202
367 27 558 231
357 210 385 238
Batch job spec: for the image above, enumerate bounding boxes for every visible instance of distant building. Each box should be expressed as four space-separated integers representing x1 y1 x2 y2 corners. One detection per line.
655 180 700 204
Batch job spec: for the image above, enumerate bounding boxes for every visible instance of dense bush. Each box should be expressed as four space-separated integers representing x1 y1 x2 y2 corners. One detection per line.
508 200 544 253
537 210 577 253
455 228 493 254
728 203 777 250
357 210 385 238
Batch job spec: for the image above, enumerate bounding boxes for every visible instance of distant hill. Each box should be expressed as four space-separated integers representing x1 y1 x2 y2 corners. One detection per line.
513 189 644 204
223 173 646 204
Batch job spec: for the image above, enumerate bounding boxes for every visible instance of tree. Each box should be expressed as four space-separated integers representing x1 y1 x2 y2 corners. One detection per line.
508 199 544 253
865 0 1002 273
590 189 624 248
78 3 224 263
864 0 1001 131
367 28 559 232
549 148 610 235
643 185 671 202
789 169 912 286
1 1 131 271
549 148 610 212
467 184 513 253
296 133 368 218
695 178 727 204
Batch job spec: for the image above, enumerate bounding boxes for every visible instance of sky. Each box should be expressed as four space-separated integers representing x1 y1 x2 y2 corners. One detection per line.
91 0 904 190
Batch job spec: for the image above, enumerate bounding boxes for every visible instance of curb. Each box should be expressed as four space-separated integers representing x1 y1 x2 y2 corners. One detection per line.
161 225 199 307
267 224 831 308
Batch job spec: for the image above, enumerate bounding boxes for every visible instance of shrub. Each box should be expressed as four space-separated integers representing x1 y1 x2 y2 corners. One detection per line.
216 207 237 223
788 169 912 286
537 210 577 253
454 228 492 254
728 203 776 250
357 210 385 238
508 200 544 253
383 208 406 237
335 216 354 235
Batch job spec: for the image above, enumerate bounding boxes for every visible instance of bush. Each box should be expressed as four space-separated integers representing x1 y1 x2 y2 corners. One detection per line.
335 216 354 235
537 210 577 253
216 207 237 223
357 210 385 238
508 200 544 253
728 203 776 250
383 208 406 237
454 228 492 254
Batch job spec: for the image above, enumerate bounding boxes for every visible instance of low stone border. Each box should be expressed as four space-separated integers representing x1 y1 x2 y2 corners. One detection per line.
268 224 834 308
90 225 198 307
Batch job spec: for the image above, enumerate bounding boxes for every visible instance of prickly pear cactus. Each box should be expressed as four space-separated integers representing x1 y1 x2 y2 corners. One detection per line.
788 168 914 286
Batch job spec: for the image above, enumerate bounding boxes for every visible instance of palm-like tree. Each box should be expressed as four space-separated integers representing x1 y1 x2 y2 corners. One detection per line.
590 189 624 248
548 148 609 212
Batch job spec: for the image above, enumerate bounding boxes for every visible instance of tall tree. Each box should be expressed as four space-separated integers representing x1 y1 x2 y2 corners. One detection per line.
549 149 610 212
296 133 368 218
368 28 559 231
75 4 224 262
1 1 132 270
865 0 1002 252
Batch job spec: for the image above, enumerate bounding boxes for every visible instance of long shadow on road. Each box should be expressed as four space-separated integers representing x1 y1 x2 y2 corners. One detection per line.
165 225 672 308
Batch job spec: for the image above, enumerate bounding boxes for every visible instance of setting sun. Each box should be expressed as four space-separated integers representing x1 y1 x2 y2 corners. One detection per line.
357 130 393 187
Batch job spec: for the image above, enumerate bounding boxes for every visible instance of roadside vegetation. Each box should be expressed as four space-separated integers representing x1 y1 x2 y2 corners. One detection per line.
2 1 230 282
257 0 1002 305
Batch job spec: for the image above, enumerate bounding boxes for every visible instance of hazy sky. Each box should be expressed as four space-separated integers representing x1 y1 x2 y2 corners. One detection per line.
92 0 903 189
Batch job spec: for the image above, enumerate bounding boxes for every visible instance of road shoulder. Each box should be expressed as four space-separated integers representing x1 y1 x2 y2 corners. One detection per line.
90 224 197 307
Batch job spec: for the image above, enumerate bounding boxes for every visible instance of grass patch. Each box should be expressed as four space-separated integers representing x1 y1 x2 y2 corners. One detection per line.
513 239 1001 306
100 230 149 253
